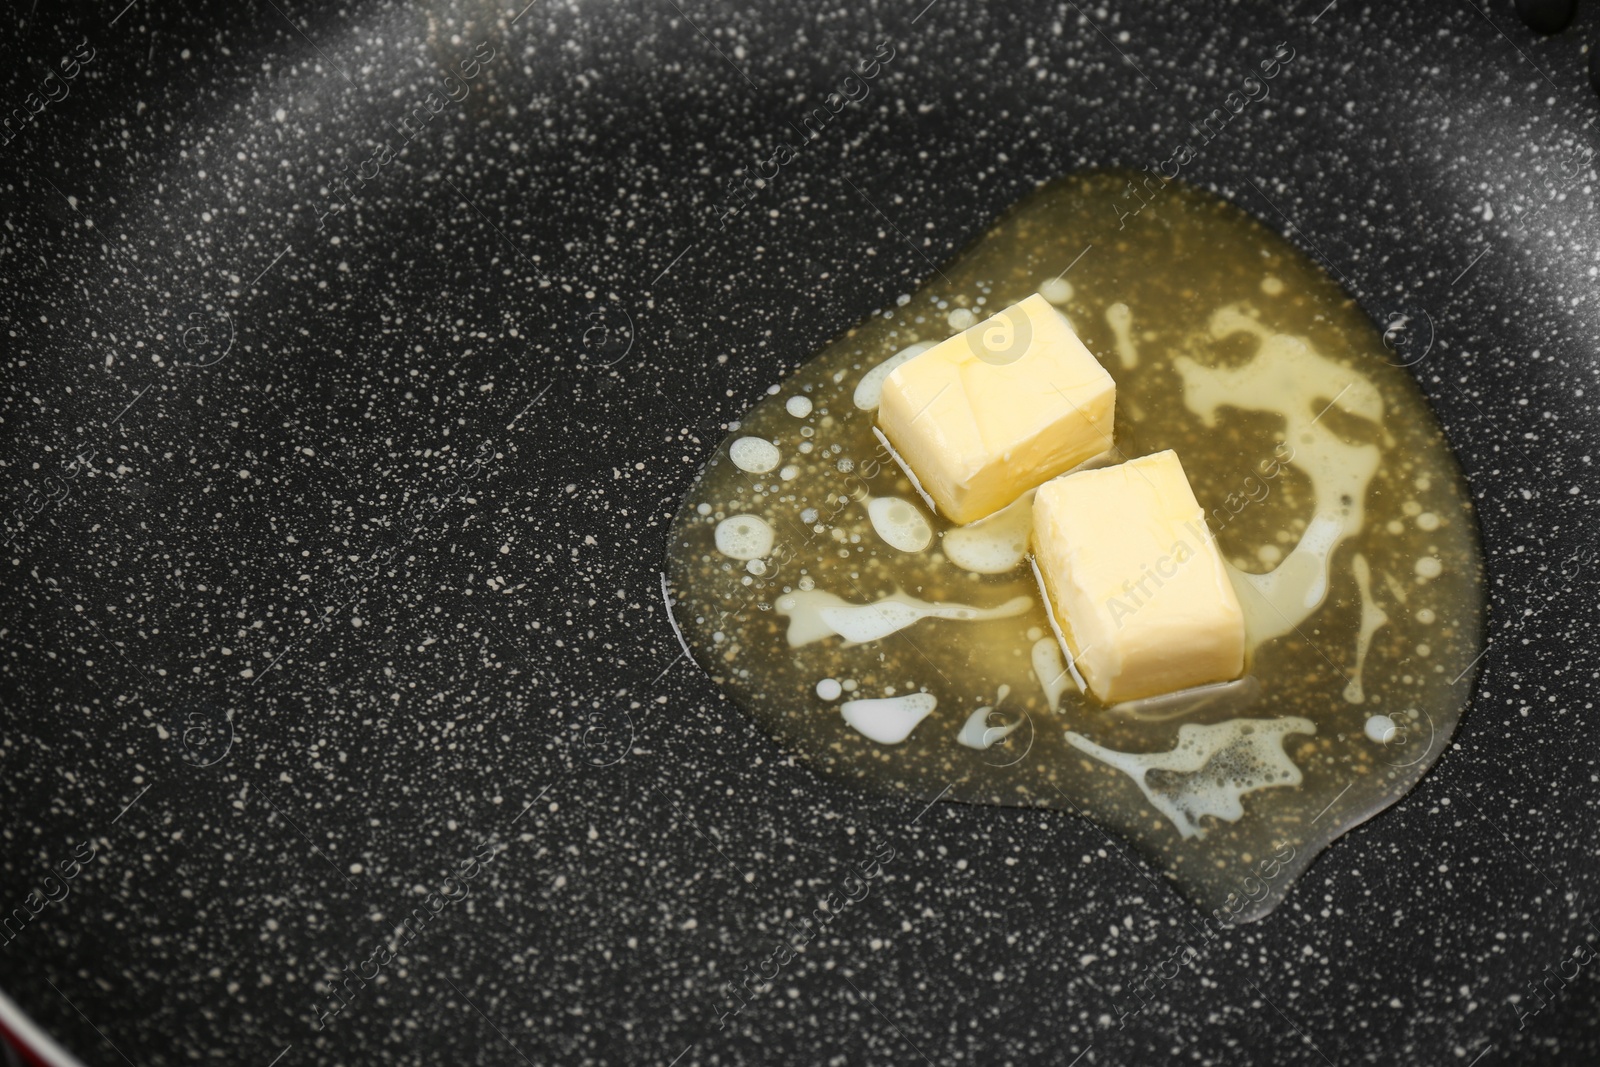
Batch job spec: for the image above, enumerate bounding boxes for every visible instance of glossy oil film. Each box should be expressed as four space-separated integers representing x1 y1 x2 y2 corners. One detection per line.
665 170 1485 921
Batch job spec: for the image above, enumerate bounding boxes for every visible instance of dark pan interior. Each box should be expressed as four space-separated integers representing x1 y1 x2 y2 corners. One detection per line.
2 0 1597 1063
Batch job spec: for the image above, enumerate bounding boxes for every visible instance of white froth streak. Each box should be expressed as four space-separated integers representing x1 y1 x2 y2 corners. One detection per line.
1031 637 1072 712
1342 553 1390 704
1179 307 1386 650
1066 716 1316 839
776 588 1032 647
865 495 934 553
1105 301 1138 368
943 489 1035 574
840 692 938 744
854 341 937 410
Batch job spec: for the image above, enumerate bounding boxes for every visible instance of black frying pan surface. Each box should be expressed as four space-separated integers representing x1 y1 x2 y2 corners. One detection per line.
1 0 1598 1064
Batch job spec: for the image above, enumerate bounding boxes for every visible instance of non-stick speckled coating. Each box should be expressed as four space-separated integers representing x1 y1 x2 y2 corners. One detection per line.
0 0 1596 1064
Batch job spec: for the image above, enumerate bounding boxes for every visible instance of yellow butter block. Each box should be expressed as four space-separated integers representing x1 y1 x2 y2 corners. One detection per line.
877 293 1116 524
1032 449 1245 703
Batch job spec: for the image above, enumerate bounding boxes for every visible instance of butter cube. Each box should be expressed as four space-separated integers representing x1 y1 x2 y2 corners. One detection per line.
1032 450 1245 704
878 293 1116 524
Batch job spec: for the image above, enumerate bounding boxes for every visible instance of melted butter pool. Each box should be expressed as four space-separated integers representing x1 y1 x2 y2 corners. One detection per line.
664 170 1485 921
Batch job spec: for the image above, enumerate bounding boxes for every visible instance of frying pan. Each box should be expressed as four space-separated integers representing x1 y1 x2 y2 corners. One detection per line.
1 0 1596 1064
